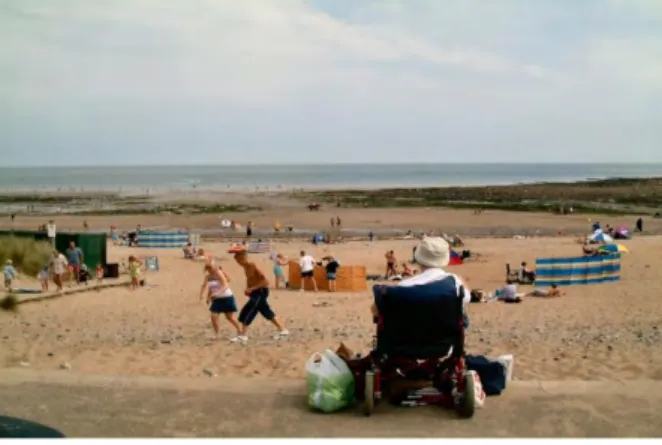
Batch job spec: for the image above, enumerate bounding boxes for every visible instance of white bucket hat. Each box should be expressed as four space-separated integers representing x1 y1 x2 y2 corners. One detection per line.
414 236 450 268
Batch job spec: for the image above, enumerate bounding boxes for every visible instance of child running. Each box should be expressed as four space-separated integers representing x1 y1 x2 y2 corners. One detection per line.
38 264 49 291
232 250 289 344
199 264 241 341
127 256 142 290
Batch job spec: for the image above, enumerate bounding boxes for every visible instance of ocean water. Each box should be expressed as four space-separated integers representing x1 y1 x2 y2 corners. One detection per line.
0 163 661 193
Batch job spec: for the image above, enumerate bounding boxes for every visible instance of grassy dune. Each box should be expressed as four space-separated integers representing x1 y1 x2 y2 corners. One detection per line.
296 177 662 214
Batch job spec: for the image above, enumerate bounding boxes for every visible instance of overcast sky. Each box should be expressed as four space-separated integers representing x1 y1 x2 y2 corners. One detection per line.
1 0 661 166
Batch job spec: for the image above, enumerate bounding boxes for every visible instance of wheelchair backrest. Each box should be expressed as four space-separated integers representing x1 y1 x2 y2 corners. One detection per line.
374 276 465 354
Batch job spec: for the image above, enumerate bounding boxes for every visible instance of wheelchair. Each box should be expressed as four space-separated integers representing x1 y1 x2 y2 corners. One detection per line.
351 279 477 418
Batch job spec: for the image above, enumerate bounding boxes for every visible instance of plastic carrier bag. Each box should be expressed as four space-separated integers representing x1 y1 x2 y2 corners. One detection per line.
306 349 355 413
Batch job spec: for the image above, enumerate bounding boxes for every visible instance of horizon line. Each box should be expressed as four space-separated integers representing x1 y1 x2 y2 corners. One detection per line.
2 161 662 169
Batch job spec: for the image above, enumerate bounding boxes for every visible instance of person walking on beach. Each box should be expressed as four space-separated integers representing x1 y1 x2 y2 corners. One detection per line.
232 251 288 344
271 252 288 289
200 264 241 341
49 250 67 292
299 250 318 292
65 241 84 285
336 216 341 229
385 250 398 278
3 260 17 292
46 220 56 247
636 217 643 233
330 217 335 229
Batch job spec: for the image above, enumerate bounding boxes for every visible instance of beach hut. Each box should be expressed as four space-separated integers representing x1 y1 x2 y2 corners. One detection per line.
288 261 367 292
136 231 199 249
55 232 107 270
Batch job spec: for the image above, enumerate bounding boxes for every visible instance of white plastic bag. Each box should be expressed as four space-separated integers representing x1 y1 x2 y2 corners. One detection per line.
470 370 486 408
306 349 355 413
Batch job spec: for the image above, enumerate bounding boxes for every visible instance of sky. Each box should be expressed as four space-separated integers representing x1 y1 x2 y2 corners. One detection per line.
1 0 662 166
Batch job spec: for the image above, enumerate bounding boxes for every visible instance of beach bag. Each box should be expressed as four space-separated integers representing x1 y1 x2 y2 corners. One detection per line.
306 349 355 413
466 355 506 396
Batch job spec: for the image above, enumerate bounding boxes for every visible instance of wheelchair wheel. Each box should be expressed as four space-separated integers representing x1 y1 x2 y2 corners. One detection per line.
456 371 476 418
363 371 375 416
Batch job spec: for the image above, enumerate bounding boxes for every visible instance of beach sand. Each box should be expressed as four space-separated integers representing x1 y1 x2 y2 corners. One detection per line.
2 230 661 382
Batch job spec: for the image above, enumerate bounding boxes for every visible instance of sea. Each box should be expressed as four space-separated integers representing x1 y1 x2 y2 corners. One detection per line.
0 163 661 193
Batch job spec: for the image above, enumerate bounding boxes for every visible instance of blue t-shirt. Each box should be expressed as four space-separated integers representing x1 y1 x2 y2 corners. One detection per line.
66 247 83 265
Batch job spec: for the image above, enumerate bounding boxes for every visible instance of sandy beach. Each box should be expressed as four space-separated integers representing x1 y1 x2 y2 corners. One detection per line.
2 227 661 382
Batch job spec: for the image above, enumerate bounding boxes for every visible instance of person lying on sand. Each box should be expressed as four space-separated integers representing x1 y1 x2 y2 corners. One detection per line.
401 261 414 277
199 264 241 341
232 251 289 344
525 284 563 298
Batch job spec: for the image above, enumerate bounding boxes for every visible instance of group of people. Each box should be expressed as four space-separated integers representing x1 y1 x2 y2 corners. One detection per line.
199 249 289 344
384 250 415 279
32 241 104 293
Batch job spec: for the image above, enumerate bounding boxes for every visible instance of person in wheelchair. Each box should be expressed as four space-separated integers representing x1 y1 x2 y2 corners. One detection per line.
371 236 471 317
361 236 477 417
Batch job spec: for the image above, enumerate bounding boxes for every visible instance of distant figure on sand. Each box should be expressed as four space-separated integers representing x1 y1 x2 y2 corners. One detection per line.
65 241 84 285
518 261 536 282
636 217 643 233
49 250 67 292
38 264 49 291
272 253 289 289
502 279 522 303
330 218 335 229
526 285 563 298
385 250 398 278
200 264 241 341
232 251 289 344
299 250 318 292
324 255 340 292
3 260 16 292
95 264 104 284
127 256 142 290
401 261 414 277
183 242 195 259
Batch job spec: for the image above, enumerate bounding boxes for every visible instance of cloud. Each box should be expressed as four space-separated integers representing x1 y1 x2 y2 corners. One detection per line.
0 0 661 165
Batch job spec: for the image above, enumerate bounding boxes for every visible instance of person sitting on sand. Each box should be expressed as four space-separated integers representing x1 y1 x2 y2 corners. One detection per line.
526 284 563 298
199 263 241 341
272 253 288 289
232 250 289 344
385 250 398 278
518 261 536 282
183 242 196 259
502 279 522 303
401 261 414 277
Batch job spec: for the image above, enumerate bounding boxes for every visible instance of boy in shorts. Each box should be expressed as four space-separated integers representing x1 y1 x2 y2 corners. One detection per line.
232 250 289 344
324 255 340 292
